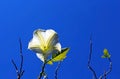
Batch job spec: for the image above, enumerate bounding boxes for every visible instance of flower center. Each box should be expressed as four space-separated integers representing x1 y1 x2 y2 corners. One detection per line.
43 45 49 52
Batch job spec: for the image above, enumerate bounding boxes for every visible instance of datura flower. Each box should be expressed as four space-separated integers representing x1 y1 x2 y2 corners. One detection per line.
28 29 61 62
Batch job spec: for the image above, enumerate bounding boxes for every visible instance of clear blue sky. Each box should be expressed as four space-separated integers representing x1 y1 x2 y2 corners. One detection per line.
0 0 120 79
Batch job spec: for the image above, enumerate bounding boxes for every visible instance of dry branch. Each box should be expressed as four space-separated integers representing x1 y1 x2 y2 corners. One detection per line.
88 36 98 79
12 38 24 79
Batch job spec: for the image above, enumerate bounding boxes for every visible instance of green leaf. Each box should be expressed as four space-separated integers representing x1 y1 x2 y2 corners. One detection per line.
47 48 69 64
101 48 111 58
47 60 53 65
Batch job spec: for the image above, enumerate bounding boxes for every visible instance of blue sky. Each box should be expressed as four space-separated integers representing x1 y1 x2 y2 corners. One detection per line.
0 0 120 79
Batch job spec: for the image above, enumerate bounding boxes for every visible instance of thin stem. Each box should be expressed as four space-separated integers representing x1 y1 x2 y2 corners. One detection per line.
12 38 24 79
55 62 61 79
106 58 112 76
99 58 112 79
88 36 98 79
11 59 19 75
19 38 23 73
38 62 46 79
104 71 107 79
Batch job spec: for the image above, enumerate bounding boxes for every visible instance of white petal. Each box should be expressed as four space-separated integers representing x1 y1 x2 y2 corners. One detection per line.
34 29 56 43
28 29 51 53
54 43 61 52
36 53 45 62
28 34 42 52
34 29 46 40
46 29 59 48
34 29 45 47
45 29 56 41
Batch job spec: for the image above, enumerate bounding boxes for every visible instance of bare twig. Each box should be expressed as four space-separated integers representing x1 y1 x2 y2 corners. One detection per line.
88 35 112 79
19 38 23 73
104 71 107 79
88 36 98 79
12 38 24 79
11 59 19 75
99 58 112 79
38 62 47 79
19 38 25 77
55 62 61 79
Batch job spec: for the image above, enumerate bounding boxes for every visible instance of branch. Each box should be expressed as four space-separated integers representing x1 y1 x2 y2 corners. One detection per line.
12 38 25 79
106 58 112 76
99 58 112 79
38 62 47 79
11 59 19 75
88 36 98 79
19 38 23 73
55 62 61 79
103 71 107 79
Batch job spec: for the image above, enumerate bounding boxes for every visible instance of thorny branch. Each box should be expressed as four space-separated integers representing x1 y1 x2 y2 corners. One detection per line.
12 38 24 79
55 62 61 79
88 36 98 79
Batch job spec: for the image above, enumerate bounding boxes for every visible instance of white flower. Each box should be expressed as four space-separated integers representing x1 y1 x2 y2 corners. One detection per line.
28 29 61 62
